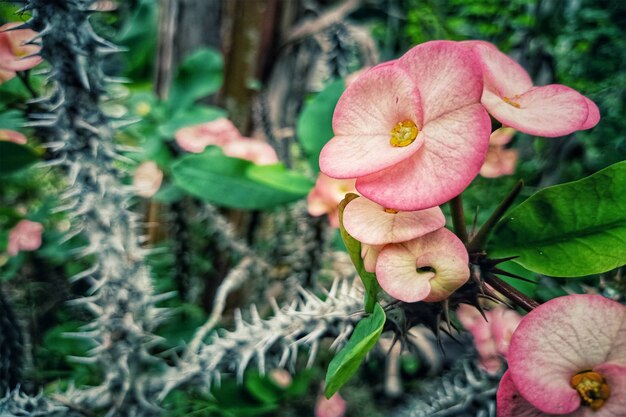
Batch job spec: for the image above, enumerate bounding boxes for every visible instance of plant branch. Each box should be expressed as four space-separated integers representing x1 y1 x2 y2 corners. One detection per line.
484 273 539 312
449 194 468 244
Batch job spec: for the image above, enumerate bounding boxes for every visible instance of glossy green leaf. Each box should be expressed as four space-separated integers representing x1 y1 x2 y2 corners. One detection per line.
324 303 385 398
171 148 310 210
168 48 223 109
0 142 39 175
0 110 26 131
489 161 626 277
296 79 344 171
158 105 227 138
338 193 380 313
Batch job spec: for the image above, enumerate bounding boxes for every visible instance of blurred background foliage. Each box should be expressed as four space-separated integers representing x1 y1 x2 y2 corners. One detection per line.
0 0 624 416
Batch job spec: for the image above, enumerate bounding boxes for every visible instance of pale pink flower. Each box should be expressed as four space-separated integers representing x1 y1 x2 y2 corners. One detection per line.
320 41 490 211
344 67 370 88
375 228 469 303
361 243 382 273
7 219 43 256
0 23 42 73
0 129 27 145
465 41 600 137
175 118 241 153
269 368 292 388
133 161 163 198
480 128 518 178
0 67 14 83
497 294 626 417
306 173 356 228
315 392 347 417
222 138 279 165
457 304 522 374
342 196 445 245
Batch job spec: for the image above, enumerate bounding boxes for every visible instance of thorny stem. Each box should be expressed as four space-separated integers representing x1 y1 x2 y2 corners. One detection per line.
467 180 524 253
484 273 539 312
449 195 468 244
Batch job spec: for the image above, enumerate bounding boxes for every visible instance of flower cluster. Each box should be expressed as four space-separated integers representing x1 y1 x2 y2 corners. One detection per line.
0 23 42 83
319 40 598 304
497 294 625 416
175 117 278 165
7 219 42 256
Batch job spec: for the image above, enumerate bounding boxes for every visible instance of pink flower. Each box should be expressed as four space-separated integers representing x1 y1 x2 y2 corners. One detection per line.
375 228 469 303
133 161 163 198
0 129 27 145
0 23 42 73
175 118 241 153
361 243 382 273
307 173 356 228
497 294 626 417
315 392 347 417
480 127 518 178
342 196 445 245
7 219 43 256
320 41 491 211
465 41 600 137
222 138 279 165
269 368 292 388
457 304 522 374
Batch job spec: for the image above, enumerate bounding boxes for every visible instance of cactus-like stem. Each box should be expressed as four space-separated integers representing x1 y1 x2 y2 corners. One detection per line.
0 389 85 417
0 288 23 393
25 1 165 415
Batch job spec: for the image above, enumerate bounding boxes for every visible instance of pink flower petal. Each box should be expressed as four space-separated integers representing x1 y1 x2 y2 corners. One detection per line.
175 118 241 153
361 243 383 273
508 294 626 415
490 127 516 146
133 161 163 198
399 40 485 124
497 371 553 417
356 103 490 210
480 146 518 178
307 174 356 228
320 62 424 178
315 392 347 417
222 138 279 165
580 97 600 130
0 66 15 83
7 219 43 256
0 129 27 145
464 40 533 99
482 84 590 137
0 23 42 72
375 228 469 302
342 196 445 245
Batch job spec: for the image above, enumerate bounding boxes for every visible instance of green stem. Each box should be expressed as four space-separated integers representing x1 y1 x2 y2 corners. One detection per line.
467 180 523 253
449 194 468 244
484 273 539 312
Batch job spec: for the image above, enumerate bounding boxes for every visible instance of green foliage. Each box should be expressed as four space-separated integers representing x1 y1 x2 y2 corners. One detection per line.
338 194 380 313
171 147 313 210
489 161 626 276
296 79 345 171
0 142 39 176
168 48 224 110
324 303 385 398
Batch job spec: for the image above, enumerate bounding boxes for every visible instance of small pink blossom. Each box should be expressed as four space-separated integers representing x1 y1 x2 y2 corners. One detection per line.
222 138 279 165
175 118 241 153
320 41 490 210
0 129 27 145
0 23 42 73
497 294 626 417
7 219 43 256
375 228 469 303
361 243 382 273
133 161 163 198
480 127 518 178
457 304 522 374
342 196 445 245
269 368 292 388
315 392 347 417
306 173 356 228
465 41 600 137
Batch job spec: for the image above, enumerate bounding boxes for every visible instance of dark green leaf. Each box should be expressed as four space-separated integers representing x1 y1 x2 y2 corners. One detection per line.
296 79 344 171
338 194 380 312
0 110 26 131
324 303 385 398
159 105 227 138
0 142 39 175
168 48 224 109
489 161 626 277
171 148 310 210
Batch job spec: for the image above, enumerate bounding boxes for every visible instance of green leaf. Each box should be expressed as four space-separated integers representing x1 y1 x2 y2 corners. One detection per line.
324 303 386 398
338 194 380 313
171 148 310 210
168 48 224 109
158 105 227 138
489 161 626 277
296 79 344 171
0 142 39 176
0 110 26 130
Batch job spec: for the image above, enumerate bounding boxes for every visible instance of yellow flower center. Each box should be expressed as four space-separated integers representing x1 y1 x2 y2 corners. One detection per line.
503 96 521 108
390 120 419 147
384 208 399 214
570 371 610 411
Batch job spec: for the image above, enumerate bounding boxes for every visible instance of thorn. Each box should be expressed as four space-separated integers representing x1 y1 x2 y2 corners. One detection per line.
491 267 537 284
